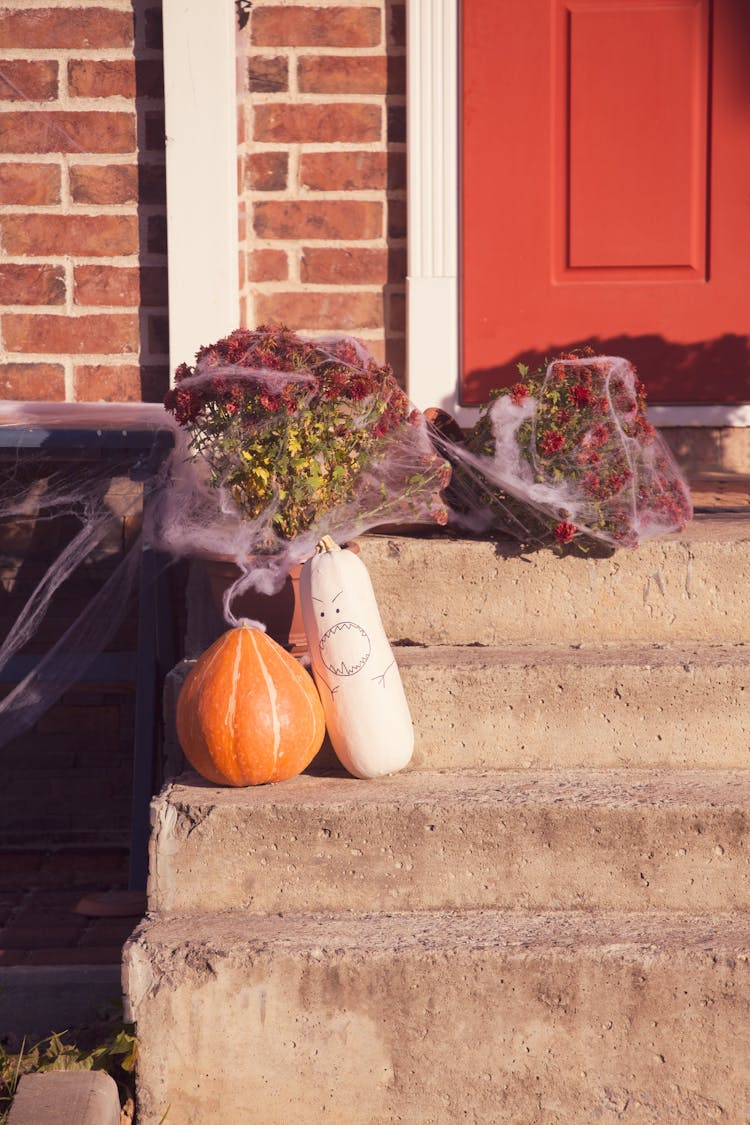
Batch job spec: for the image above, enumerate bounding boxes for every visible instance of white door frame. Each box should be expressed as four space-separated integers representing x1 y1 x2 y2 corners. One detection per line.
405 0 750 426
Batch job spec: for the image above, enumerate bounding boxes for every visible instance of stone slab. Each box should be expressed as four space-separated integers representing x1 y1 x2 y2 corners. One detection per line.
7 1071 120 1125
148 768 750 915
358 515 750 644
124 908 750 1124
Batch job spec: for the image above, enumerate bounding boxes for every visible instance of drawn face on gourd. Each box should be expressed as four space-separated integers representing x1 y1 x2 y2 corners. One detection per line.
312 587 372 677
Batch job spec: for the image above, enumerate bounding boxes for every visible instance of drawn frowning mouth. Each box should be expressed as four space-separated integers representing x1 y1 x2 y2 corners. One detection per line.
319 621 371 676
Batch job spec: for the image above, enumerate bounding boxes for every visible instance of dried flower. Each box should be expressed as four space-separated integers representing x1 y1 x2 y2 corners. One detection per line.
164 324 450 543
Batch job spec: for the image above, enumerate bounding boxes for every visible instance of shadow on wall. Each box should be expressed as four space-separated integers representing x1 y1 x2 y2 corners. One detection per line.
134 0 170 401
463 333 750 407
383 0 408 383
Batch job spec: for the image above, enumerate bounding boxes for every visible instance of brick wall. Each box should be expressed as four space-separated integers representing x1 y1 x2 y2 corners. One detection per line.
238 0 407 379
0 1 168 403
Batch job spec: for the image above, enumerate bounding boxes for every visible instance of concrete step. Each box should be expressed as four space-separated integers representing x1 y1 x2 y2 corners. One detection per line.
148 768 750 915
164 640 749 775
398 641 749 769
123 907 750 1124
358 514 750 644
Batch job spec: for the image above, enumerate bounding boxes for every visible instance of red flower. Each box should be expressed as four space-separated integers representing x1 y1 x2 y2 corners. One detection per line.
554 521 577 544
555 408 572 427
541 430 565 455
590 423 612 448
510 382 530 405
571 384 592 408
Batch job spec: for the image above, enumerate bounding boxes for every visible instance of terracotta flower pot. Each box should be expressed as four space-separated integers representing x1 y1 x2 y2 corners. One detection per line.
197 542 360 658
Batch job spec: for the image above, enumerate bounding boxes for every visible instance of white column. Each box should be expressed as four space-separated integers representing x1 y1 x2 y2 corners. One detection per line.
406 0 461 416
162 0 240 376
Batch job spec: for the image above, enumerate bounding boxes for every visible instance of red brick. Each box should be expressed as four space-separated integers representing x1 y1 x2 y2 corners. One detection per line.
386 336 406 383
145 109 165 151
79 917 140 946
245 151 287 191
388 198 407 239
254 102 380 144
0 949 29 966
0 363 65 400
387 103 406 143
246 249 288 282
0 111 135 154
252 6 380 47
144 6 163 49
254 291 383 331
300 150 387 191
147 213 167 253
69 162 137 204
3 314 138 355
298 55 405 95
135 59 165 99
75 364 144 401
27 946 123 965
73 265 167 307
388 289 406 332
1 214 138 255
388 4 406 48
0 161 60 204
148 314 169 354
138 162 167 204
0 264 65 305
0 8 133 49
301 247 388 285
68 58 135 99
0 59 58 101
140 365 169 401
247 55 288 93
254 200 382 240
74 265 136 306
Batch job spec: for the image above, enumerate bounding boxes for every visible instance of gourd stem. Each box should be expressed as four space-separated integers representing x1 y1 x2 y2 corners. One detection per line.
316 535 340 554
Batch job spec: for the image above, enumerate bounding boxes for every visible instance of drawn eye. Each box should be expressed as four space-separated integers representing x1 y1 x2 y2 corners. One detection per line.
336 608 340 614
320 611 325 617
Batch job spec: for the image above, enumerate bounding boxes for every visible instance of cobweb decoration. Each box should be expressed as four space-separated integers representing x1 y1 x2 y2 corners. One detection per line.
0 339 692 750
157 327 451 620
431 354 692 549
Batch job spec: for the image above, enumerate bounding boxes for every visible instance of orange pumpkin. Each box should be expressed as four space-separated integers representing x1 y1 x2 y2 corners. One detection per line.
176 625 325 786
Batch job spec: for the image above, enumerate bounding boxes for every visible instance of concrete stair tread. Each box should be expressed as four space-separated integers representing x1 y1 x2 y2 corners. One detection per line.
125 906 750 1123
165 765 750 812
394 639 750 665
126 906 750 962
358 515 750 645
150 768 750 915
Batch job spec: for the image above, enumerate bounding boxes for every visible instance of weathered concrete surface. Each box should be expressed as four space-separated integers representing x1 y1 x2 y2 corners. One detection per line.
398 641 750 769
7 1071 121 1125
124 908 750 1125
148 768 750 915
165 641 749 774
358 516 750 644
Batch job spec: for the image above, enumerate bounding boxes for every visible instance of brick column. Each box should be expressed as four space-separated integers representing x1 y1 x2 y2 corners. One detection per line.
239 1 407 379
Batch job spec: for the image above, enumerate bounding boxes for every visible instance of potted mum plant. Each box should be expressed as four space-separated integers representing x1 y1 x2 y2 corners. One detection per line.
431 349 692 551
163 324 450 644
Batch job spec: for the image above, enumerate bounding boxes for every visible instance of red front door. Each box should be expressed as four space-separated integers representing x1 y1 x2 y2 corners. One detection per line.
461 0 750 405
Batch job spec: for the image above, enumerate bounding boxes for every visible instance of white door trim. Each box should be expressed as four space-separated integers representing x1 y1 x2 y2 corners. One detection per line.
405 0 747 426
162 0 240 378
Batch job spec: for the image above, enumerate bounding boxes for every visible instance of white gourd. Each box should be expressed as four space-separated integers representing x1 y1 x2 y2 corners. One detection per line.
300 536 414 779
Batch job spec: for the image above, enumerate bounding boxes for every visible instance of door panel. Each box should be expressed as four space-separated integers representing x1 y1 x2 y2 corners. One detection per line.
461 0 750 405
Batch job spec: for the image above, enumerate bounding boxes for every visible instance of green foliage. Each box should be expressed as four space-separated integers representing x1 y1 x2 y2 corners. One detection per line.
0 1020 137 1124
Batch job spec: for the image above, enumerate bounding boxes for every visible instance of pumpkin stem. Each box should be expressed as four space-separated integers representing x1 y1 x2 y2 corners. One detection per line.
316 535 341 554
